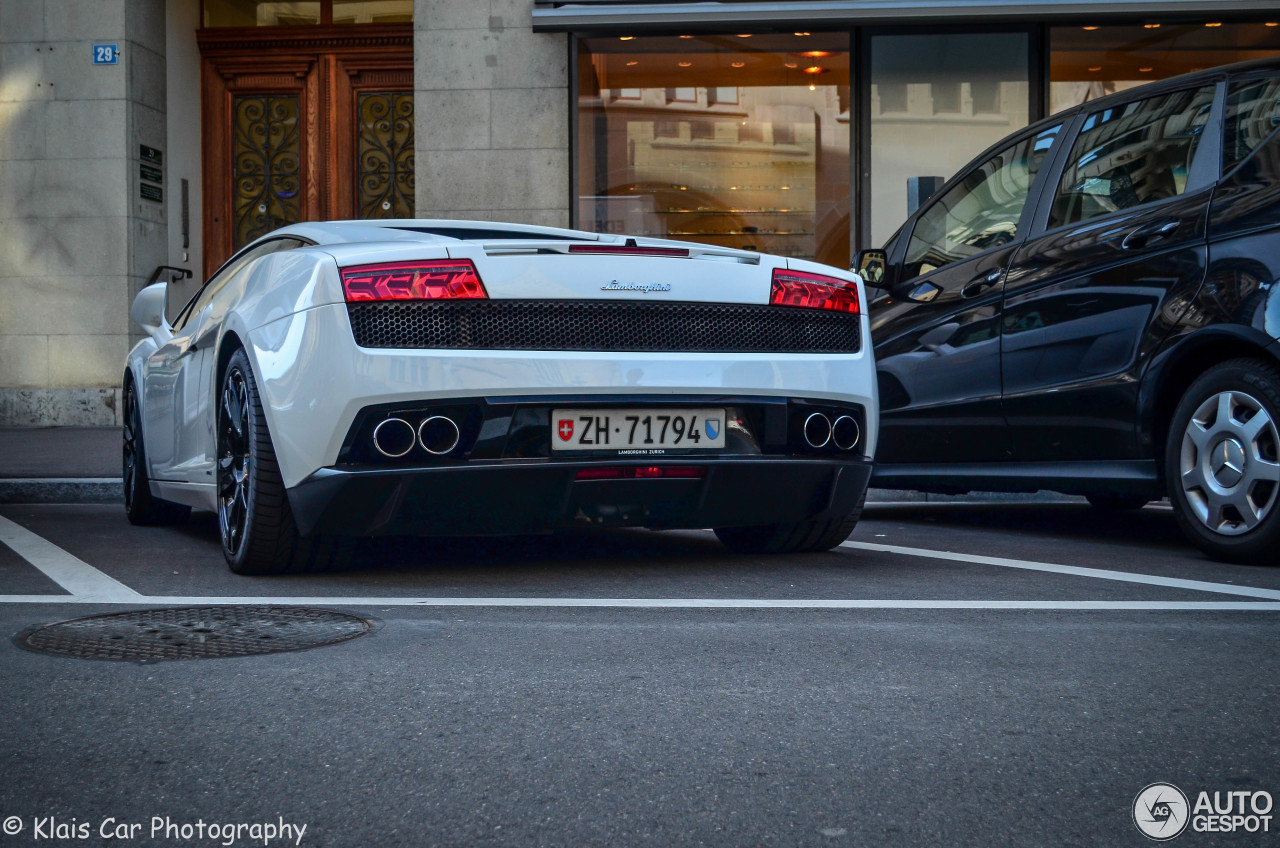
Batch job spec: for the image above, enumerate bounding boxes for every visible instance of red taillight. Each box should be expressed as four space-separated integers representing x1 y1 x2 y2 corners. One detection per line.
341 260 487 302
568 244 690 257
575 466 706 481
770 268 860 314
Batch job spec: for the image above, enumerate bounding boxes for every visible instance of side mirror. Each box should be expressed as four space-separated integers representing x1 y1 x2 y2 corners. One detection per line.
130 282 169 339
854 249 888 288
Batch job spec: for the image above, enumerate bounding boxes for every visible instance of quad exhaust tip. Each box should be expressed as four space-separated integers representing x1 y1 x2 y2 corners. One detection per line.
418 415 461 455
803 412 832 449
831 415 861 451
372 417 416 458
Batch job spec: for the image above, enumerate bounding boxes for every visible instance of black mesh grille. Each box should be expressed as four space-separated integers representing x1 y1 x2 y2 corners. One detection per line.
346 300 861 353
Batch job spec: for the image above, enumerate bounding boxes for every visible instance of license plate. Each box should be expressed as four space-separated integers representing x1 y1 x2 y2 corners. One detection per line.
551 408 727 452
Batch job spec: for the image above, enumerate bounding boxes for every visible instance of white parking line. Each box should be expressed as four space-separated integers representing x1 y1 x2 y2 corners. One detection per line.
0 594 1276 610
0 514 143 602
0 514 1278 611
841 541 1280 601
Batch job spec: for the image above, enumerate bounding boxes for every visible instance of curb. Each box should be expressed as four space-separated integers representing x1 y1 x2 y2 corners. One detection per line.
0 479 1086 507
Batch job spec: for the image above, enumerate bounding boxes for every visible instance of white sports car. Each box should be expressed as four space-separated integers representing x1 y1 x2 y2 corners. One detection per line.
124 220 878 573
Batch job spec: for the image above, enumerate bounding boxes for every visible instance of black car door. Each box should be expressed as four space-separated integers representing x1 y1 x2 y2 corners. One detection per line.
1001 82 1220 461
871 122 1064 464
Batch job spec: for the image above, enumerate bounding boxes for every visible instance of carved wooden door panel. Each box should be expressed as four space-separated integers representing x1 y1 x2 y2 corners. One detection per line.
198 26 412 276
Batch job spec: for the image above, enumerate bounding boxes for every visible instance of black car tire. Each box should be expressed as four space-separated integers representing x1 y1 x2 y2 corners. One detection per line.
714 496 864 554
1085 493 1150 511
1166 358 1280 565
123 376 191 526
218 348 351 575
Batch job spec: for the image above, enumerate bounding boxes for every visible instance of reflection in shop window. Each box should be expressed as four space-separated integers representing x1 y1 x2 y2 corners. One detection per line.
869 33 1030 247
1050 22 1280 113
577 34 851 267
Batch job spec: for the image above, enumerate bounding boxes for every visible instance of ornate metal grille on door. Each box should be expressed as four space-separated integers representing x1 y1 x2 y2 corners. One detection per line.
357 91 414 219
232 94 302 248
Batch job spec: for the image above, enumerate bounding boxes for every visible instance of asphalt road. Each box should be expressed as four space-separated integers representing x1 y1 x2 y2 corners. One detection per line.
0 502 1277 847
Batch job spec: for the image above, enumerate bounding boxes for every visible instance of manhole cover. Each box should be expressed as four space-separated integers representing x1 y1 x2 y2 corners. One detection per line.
19 606 372 661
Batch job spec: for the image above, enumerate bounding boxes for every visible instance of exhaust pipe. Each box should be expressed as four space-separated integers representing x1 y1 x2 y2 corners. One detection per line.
831 415 861 451
418 415 461 455
372 417 416 458
802 412 832 449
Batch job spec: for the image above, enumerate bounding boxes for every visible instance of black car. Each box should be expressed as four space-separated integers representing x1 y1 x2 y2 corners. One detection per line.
858 58 1280 564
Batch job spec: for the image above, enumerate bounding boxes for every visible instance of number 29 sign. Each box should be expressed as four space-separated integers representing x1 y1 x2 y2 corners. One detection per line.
92 44 119 65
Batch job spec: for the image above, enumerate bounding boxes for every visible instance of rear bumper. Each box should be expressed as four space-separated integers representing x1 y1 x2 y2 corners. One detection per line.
287 456 873 537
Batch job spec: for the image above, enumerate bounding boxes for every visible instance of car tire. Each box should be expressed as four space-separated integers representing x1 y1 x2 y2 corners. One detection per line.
714 496 864 554
1085 493 1150 511
122 375 191 526
218 348 352 575
1166 357 1280 564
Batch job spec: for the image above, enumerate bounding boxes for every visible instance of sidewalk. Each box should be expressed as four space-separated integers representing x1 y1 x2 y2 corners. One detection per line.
0 426 1085 507
0 427 121 503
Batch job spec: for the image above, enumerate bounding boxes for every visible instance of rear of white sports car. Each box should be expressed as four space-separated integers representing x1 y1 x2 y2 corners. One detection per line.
136 220 877 573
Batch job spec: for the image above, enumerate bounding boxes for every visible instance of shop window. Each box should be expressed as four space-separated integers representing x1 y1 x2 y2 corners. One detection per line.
203 0 411 26
1225 77 1280 171
869 32 1030 247
576 33 851 267
1050 22 1280 113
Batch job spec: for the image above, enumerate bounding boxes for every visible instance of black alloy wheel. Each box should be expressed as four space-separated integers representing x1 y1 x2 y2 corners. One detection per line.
122 376 190 526
715 496 864 554
217 363 252 557
217 348 351 574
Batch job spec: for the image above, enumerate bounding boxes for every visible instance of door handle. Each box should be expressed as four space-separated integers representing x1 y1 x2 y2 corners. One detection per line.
1121 219 1180 251
961 269 1003 299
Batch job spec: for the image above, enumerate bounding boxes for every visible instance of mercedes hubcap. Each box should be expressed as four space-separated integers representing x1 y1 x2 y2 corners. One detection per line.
217 369 251 554
1180 390 1280 536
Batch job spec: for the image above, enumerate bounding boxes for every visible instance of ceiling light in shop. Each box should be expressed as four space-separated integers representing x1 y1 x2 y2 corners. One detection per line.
781 185 791 190
626 61 638 66
784 62 798 68
677 61 692 67
803 66 828 75
1143 23 1160 29
1088 66 1102 71
1205 22 1222 27
794 32 810 36
1082 26 1098 31
737 34 752 38
1268 23 1279 27
798 51 832 58
619 36 634 40
679 34 694 38
731 61 745 68
1139 66 1153 72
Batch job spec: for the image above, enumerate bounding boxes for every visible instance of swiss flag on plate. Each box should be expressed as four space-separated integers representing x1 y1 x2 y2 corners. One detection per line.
557 419 574 441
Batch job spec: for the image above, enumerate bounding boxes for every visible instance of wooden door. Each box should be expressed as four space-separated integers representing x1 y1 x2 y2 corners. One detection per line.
198 25 413 276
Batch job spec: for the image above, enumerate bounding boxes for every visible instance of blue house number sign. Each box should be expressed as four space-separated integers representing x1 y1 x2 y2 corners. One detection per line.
92 44 119 65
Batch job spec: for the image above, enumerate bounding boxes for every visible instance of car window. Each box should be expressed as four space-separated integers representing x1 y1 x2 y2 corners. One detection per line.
170 238 308 330
1224 77 1280 172
902 125 1060 281
1049 85 1215 229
